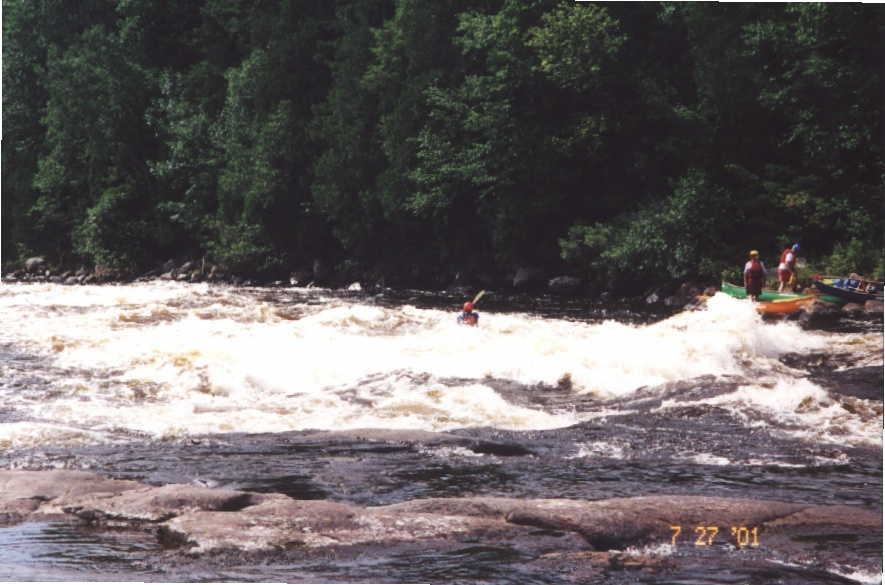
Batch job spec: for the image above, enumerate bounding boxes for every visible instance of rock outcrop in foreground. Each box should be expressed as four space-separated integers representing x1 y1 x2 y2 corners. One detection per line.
1 469 879 576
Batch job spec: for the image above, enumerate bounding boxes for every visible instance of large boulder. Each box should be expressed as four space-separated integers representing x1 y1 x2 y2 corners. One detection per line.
1 469 881 575
93 265 119 283
289 269 312 286
548 276 582 294
666 281 705 307
24 256 46 274
841 302 865 316
513 266 545 290
864 299 883 315
797 298 842 329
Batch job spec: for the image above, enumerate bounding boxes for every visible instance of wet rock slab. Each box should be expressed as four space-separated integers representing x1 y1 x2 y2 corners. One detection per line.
0 470 879 578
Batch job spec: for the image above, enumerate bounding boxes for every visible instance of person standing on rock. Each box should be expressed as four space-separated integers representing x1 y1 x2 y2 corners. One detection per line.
778 243 800 293
744 250 767 302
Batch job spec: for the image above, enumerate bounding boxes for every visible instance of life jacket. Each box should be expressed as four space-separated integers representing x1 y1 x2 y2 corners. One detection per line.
779 248 795 269
747 258 764 277
458 311 478 326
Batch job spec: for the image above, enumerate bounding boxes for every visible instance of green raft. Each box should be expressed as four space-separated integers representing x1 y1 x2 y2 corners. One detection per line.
721 281 844 304
721 281 803 302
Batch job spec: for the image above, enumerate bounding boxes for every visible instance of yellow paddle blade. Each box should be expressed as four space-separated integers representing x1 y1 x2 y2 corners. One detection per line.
472 290 486 305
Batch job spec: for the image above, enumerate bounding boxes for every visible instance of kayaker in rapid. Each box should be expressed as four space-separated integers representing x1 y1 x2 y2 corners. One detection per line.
777 243 800 293
457 301 479 326
743 250 767 302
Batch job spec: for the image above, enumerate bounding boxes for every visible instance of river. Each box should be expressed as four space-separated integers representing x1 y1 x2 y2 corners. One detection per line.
0 282 881 584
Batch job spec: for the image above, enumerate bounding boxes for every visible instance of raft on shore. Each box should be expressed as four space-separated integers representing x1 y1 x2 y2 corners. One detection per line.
718 282 815 314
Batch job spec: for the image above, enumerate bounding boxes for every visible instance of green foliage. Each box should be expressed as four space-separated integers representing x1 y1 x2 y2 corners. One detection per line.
2 1 881 290
560 170 743 291
75 183 154 270
527 2 625 92
824 239 884 282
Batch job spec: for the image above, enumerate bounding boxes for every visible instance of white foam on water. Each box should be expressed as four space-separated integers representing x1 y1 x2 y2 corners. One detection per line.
418 445 488 459
829 567 883 585
568 440 631 460
0 422 114 450
619 542 676 557
0 283 878 447
772 560 883 585
675 452 848 468
663 377 882 446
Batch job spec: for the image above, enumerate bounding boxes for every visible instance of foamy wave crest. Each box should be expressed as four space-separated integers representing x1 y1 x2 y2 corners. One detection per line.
0 283 872 444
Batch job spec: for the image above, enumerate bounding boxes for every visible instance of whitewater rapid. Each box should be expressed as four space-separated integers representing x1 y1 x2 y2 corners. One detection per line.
0 282 881 449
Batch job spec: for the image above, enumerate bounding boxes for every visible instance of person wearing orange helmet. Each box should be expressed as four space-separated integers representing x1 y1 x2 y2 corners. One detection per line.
457 301 479 326
743 250 767 302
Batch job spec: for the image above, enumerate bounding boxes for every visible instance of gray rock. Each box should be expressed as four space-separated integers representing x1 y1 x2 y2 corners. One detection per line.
160 271 174 280
65 483 269 523
162 259 176 273
842 302 865 315
64 276 80 285
0 470 880 564
180 261 195 273
289 270 311 286
0 470 141 521
645 292 660 304
668 282 704 307
76 266 89 277
864 299 883 314
548 276 582 294
797 299 843 329
347 282 362 291
513 266 545 290
25 257 46 274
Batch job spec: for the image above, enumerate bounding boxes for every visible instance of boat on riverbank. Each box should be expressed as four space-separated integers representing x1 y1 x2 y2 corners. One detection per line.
813 276 883 304
721 281 802 302
754 295 815 314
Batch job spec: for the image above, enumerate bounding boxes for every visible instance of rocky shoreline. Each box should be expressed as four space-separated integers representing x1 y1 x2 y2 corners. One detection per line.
3 256 882 331
1 468 880 580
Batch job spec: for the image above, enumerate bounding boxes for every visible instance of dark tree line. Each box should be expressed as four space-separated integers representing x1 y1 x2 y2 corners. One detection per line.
3 1 882 290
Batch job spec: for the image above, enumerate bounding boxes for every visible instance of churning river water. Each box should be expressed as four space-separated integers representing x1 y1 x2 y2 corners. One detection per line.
0 282 881 584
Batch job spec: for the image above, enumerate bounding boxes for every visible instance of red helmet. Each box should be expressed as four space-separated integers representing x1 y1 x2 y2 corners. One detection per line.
463 302 474 312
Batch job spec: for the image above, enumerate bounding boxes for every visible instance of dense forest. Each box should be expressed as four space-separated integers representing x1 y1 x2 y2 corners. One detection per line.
3 1 883 292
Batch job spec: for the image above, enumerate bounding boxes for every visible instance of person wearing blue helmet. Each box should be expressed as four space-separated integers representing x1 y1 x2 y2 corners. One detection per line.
778 243 800 293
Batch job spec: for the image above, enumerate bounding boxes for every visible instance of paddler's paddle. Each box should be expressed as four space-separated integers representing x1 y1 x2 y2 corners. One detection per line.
472 290 486 305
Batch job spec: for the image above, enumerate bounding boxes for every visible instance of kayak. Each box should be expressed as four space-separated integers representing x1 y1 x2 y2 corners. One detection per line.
755 295 815 314
721 281 803 302
813 276 883 304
